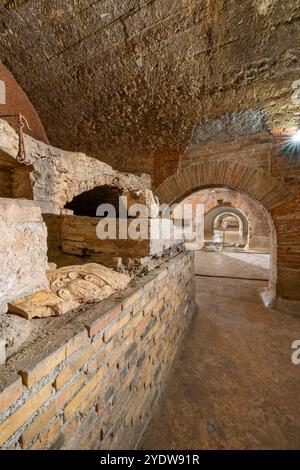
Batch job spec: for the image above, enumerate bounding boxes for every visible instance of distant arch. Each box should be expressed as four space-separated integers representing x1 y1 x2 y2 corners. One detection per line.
155 160 294 307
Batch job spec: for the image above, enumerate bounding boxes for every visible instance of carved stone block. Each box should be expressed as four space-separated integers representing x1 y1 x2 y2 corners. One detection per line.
9 263 131 319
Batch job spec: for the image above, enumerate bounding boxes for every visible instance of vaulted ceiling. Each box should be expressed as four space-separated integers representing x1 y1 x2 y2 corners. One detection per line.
0 0 299 172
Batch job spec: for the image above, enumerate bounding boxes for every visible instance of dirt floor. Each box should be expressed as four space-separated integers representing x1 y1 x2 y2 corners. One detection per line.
141 252 300 450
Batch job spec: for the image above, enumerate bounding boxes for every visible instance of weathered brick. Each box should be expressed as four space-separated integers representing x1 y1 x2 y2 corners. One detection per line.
87 357 98 376
20 401 57 448
85 303 122 338
144 297 158 315
53 366 72 390
0 383 52 446
141 319 157 340
54 342 98 390
0 376 22 416
0 252 196 451
29 417 61 450
65 329 89 357
57 415 79 448
55 373 86 411
19 345 66 388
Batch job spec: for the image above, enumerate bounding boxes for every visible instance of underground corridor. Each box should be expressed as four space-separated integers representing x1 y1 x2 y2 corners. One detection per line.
140 273 300 450
140 186 300 450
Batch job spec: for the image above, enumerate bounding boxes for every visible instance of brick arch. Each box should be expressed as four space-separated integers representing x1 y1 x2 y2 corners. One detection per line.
155 160 293 211
206 207 248 236
155 160 297 313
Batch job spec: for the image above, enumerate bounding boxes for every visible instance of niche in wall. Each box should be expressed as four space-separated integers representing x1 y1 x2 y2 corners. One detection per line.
64 185 123 217
0 149 33 199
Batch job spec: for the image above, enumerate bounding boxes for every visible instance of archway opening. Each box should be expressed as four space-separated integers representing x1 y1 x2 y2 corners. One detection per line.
176 186 276 305
64 185 122 217
213 212 243 246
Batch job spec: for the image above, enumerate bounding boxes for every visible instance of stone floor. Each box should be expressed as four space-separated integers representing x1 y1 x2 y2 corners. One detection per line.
194 250 270 280
141 253 300 450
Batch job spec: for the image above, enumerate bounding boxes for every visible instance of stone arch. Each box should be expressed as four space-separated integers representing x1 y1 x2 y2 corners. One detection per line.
0 118 148 214
155 160 295 309
64 184 123 217
214 212 242 229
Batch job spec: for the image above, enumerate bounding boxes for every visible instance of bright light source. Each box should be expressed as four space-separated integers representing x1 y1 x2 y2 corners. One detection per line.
281 128 300 155
292 129 300 143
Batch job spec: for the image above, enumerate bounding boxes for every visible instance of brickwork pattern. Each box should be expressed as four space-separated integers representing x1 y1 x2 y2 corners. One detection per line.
0 252 196 450
155 138 300 304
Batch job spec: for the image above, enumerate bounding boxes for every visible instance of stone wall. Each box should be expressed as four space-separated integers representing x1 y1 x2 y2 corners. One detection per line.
61 215 183 259
0 198 48 313
0 252 196 450
0 119 151 215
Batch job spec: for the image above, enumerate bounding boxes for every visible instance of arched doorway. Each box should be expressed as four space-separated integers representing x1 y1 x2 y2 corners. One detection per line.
213 212 244 246
155 161 295 310
205 207 248 248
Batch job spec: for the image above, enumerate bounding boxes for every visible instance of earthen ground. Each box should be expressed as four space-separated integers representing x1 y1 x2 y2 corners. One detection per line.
141 252 300 450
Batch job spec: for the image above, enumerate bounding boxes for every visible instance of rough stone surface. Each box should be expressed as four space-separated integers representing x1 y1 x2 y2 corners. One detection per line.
0 119 151 214
0 1 299 174
61 215 183 259
0 198 48 307
189 110 270 146
9 263 131 319
0 339 5 365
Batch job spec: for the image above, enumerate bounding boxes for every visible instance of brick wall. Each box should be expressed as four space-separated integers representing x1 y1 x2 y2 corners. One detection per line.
155 132 300 310
0 252 196 450
152 133 273 189
0 64 48 143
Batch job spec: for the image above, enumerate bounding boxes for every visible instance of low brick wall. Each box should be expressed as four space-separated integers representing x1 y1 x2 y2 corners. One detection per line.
0 252 196 450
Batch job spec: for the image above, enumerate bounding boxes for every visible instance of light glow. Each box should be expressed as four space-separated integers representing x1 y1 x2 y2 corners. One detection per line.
292 129 300 143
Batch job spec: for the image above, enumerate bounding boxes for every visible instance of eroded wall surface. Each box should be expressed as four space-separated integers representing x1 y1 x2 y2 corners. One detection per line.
0 119 151 215
0 198 48 312
0 1 299 174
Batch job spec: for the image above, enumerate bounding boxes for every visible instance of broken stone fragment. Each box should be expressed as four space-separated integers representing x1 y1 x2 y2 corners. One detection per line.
8 263 130 320
9 290 77 319
0 304 8 314
0 339 6 365
47 262 57 270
